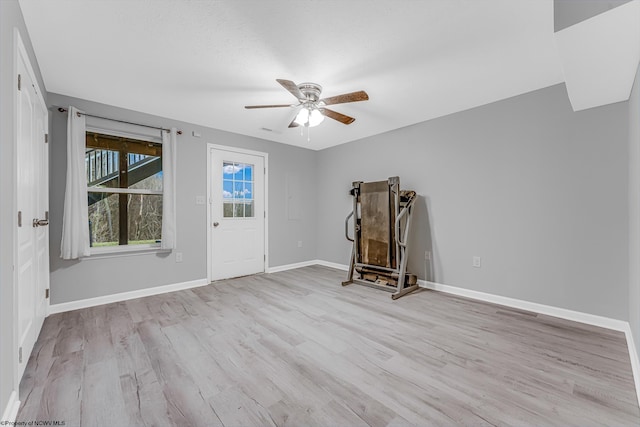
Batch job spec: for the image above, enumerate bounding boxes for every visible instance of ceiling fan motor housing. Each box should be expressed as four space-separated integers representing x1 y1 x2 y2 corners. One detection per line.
298 82 323 102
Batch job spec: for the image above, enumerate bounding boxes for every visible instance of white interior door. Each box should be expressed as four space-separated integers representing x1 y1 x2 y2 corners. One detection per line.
16 35 48 379
34 95 49 332
209 147 265 281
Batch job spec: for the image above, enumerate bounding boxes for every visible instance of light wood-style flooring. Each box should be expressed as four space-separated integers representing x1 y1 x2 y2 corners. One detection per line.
17 265 640 426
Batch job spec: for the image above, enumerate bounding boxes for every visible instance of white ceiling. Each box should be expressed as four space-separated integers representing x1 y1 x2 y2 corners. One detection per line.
19 0 566 150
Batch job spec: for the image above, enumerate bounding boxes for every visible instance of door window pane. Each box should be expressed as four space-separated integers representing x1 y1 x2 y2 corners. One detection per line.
234 203 245 217
222 162 255 218
234 181 244 198
223 180 233 198
223 202 233 217
223 162 235 179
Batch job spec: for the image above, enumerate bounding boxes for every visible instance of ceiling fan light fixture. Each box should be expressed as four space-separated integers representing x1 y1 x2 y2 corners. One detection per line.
294 106 324 127
309 108 324 127
294 108 309 126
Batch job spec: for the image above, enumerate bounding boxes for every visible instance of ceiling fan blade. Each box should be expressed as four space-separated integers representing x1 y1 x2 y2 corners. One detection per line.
288 119 300 128
320 108 355 125
276 79 305 100
244 104 293 109
320 90 369 106
286 106 302 128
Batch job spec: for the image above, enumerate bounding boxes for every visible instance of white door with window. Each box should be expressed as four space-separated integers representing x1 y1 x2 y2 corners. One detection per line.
16 32 49 380
209 147 266 281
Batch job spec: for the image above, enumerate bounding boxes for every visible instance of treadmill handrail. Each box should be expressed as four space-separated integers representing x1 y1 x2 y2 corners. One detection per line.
345 211 354 242
395 196 416 248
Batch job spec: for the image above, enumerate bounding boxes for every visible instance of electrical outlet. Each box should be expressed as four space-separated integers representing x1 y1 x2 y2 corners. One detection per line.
473 256 481 268
425 251 431 261
195 196 205 205
176 252 183 263
297 241 303 248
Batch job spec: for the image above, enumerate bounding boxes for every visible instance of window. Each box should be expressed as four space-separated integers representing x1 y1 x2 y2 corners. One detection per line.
86 132 163 248
222 162 254 218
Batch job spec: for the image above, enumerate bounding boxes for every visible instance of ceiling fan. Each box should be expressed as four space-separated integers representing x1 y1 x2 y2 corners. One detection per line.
245 79 369 128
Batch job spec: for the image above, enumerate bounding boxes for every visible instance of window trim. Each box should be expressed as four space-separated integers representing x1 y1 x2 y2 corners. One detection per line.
86 125 163 144
85 128 164 256
82 244 170 260
89 187 162 196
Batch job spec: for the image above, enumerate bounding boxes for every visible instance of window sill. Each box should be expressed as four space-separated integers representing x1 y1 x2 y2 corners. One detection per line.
81 244 171 260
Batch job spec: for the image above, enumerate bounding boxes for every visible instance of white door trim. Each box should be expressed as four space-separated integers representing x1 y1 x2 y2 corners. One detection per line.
206 144 269 283
12 27 48 402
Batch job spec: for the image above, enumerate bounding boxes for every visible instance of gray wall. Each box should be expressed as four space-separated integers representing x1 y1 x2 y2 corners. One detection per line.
629 64 640 358
0 0 47 417
48 93 317 304
317 83 629 320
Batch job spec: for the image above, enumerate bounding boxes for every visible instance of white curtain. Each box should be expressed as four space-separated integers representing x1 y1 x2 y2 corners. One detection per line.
60 106 90 259
161 128 177 249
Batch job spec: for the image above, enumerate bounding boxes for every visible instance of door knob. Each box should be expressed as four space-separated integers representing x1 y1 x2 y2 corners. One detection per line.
33 218 49 227
213 222 220 227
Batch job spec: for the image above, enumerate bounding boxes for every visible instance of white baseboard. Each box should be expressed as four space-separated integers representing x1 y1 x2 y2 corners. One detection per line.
1 391 20 423
266 260 319 273
267 259 349 273
48 278 209 314
419 279 629 332
314 260 349 271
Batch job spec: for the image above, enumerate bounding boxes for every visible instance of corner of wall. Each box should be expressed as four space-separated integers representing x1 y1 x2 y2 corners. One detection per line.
628 58 640 392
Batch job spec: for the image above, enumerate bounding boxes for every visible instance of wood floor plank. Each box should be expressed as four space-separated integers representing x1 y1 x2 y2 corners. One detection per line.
136 320 224 427
81 356 128 427
36 350 83 425
16 265 640 426
109 302 173 427
17 335 57 420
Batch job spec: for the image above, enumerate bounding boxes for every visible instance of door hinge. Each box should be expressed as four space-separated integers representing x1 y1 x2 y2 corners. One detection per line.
264 211 266 218
19 347 22 364
45 289 50 299
44 133 48 144
17 74 21 91
264 167 266 174
264 254 266 261
18 211 22 227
